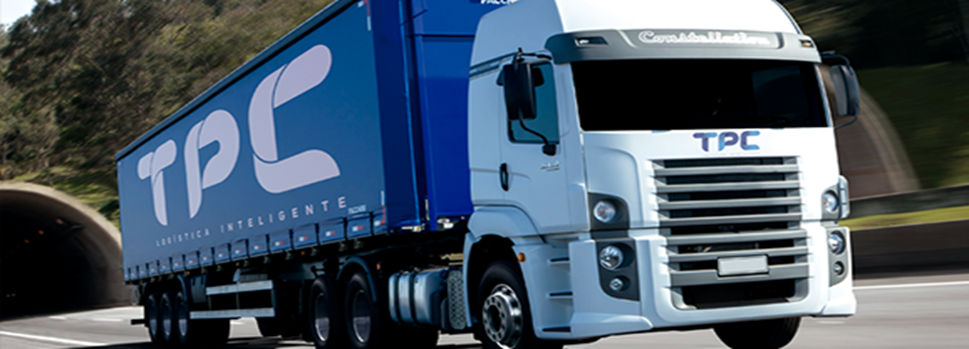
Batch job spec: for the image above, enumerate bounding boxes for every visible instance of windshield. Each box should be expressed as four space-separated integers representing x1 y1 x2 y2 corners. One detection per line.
573 60 826 131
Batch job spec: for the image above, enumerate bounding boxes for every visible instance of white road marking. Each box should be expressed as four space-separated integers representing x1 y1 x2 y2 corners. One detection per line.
231 321 245 326
854 280 969 291
47 316 67 320
0 331 107 347
92 318 123 322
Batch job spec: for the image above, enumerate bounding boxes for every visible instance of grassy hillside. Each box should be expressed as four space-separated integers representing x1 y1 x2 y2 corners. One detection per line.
858 65 969 189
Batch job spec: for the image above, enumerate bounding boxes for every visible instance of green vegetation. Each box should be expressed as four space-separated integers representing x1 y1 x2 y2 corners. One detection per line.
1 0 332 225
858 65 969 189
841 205 969 230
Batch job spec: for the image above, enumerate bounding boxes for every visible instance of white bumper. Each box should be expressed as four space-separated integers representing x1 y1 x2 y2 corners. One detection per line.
565 223 856 339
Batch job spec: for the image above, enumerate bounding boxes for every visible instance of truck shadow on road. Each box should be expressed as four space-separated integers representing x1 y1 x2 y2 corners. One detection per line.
64 337 483 349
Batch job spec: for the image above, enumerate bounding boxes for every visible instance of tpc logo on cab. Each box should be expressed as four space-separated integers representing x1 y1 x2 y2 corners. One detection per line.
693 131 760 152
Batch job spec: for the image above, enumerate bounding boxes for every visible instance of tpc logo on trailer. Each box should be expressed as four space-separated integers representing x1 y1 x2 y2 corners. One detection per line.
693 131 760 152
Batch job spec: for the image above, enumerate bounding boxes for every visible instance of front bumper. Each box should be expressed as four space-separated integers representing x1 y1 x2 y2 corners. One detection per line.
564 223 856 339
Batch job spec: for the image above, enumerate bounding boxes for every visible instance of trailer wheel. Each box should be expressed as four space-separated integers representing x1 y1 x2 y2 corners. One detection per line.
344 271 391 349
161 291 177 344
309 276 346 349
714 317 801 349
145 292 165 345
477 260 562 349
173 290 229 347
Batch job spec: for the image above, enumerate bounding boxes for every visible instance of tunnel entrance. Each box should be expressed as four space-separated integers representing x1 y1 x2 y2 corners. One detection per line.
0 181 128 320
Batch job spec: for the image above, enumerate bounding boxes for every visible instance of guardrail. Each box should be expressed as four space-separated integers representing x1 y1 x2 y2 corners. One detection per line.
851 219 969 275
849 184 969 219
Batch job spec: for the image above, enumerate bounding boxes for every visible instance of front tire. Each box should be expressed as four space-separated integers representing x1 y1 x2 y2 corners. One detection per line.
714 317 801 349
477 260 562 349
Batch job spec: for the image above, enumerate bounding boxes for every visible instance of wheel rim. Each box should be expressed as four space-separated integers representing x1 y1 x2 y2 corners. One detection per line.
147 297 159 338
481 284 523 349
177 297 188 339
313 293 330 343
162 296 173 338
350 290 371 343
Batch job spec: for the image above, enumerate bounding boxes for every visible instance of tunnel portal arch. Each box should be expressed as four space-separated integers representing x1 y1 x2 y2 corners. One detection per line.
0 181 128 319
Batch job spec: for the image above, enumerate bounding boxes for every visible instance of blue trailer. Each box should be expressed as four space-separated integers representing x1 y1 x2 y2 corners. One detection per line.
118 1 860 348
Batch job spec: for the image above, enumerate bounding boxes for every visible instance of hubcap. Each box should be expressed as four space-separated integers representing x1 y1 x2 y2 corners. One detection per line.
350 290 371 343
482 284 523 349
314 293 330 343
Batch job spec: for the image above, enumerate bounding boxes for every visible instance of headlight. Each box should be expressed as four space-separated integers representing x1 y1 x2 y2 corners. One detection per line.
828 231 846 255
599 245 624 270
593 200 617 223
822 192 839 214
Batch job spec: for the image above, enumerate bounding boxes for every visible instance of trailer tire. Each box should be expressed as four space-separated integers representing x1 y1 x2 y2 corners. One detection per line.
344 271 391 349
173 290 229 347
309 276 347 349
477 260 562 349
161 291 177 344
145 292 165 345
714 316 801 349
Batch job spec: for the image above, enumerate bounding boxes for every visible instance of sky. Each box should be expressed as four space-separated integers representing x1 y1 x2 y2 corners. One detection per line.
1 0 35 29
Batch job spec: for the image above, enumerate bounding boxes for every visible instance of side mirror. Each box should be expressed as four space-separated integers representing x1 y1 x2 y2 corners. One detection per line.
823 53 861 117
501 62 538 120
829 65 860 117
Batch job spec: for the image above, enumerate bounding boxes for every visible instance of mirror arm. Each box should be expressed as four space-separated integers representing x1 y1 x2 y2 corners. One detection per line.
517 118 556 156
834 114 858 130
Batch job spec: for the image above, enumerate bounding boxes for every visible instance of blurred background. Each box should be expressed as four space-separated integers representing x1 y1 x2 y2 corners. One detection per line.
0 0 967 326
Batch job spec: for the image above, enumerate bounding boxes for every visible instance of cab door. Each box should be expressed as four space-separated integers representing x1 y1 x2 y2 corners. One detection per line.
498 60 571 233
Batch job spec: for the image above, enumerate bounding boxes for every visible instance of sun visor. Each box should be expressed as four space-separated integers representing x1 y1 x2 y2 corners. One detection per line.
546 29 820 64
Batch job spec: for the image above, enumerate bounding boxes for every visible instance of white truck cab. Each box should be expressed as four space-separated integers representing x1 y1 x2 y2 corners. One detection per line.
466 1 857 348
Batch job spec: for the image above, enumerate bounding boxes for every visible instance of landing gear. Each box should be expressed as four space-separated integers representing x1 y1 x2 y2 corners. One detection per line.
714 317 801 349
477 260 562 349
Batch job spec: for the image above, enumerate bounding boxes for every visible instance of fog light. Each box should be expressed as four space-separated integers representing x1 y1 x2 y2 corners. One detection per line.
609 278 625 291
822 192 839 214
593 200 617 223
833 261 845 276
599 245 624 270
828 231 846 255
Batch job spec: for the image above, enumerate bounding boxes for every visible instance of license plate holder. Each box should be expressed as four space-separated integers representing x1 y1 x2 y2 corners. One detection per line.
718 255 769 276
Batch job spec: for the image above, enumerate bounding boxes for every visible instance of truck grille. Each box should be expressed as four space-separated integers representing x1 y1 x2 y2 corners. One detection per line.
654 157 809 309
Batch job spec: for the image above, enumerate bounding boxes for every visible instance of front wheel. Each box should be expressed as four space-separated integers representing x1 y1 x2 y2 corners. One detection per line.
477 260 562 349
714 317 801 349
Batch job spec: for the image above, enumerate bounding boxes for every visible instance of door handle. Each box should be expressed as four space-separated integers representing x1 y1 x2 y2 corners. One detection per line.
500 163 509 191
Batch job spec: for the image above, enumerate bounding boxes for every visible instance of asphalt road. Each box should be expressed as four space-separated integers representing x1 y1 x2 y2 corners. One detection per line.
1 272 967 349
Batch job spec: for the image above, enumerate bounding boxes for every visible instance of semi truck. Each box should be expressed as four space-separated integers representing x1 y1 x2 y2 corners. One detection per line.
116 0 859 348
